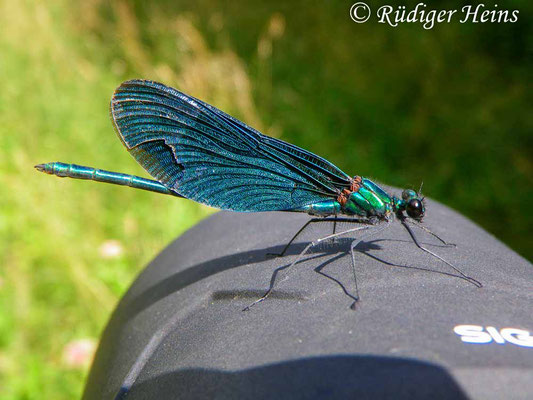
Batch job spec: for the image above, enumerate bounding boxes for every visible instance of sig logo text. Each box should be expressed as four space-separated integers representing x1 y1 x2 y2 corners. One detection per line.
454 325 533 348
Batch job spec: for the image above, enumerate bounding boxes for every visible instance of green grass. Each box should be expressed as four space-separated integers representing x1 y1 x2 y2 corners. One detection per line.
0 2 216 398
0 1 530 398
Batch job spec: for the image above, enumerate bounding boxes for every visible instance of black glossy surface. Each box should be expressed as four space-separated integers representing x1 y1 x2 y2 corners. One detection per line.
83 195 532 400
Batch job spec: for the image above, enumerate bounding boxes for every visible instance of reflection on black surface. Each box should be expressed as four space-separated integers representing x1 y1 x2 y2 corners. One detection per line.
117 355 469 400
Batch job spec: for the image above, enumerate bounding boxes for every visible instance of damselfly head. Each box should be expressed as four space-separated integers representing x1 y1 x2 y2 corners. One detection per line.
406 198 425 220
401 189 425 221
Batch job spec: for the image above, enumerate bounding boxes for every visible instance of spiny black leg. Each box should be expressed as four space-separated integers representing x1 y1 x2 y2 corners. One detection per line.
401 220 482 288
267 217 368 258
406 220 456 247
266 218 321 258
349 222 392 309
244 224 372 311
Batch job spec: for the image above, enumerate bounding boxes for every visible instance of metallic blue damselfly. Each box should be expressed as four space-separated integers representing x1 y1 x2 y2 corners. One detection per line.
36 80 482 310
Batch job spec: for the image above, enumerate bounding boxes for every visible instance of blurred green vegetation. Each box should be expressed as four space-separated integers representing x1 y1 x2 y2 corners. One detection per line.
0 0 530 398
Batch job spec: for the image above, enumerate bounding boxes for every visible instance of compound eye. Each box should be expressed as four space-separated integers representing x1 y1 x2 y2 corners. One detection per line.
402 189 417 201
406 199 424 219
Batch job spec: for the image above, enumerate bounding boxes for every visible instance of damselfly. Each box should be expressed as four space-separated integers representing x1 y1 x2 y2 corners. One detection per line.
36 80 482 310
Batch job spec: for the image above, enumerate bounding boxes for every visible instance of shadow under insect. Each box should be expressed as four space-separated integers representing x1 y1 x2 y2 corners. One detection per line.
117 223 474 321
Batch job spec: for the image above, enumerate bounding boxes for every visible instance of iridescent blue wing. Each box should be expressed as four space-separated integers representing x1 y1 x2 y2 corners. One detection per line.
111 80 352 212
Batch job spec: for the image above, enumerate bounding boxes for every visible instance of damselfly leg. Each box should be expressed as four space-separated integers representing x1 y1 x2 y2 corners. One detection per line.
401 220 482 288
267 217 370 258
331 216 337 244
244 224 374 311
246 218 480 312
405 219 456 247
349 222 392 309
